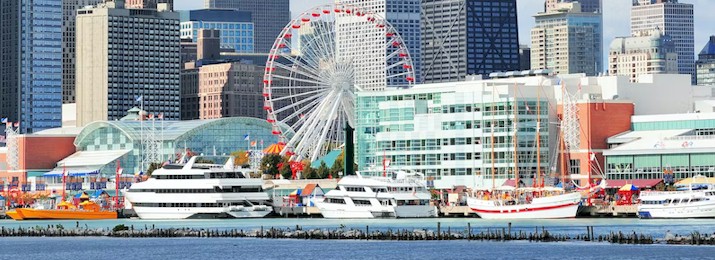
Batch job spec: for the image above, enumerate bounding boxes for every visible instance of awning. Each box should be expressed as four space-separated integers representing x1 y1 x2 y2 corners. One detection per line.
43 150 131 177
605 179 662 189
675 175 715 186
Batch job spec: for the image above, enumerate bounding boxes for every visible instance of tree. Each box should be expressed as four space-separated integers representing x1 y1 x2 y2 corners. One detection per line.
145 162 163 177
301 160 318 179
279 157 292 179
230 150 250 167
260 154 282 177
330 150 345 177
316 162 330 179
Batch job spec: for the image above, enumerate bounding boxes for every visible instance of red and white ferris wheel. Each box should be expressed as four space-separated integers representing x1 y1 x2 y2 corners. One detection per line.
263 3 416 162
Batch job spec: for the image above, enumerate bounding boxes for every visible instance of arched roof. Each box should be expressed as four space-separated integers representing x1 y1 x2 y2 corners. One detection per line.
74 117 293 147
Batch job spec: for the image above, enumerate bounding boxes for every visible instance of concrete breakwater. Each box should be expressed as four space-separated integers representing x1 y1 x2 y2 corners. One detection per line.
1 223 714 246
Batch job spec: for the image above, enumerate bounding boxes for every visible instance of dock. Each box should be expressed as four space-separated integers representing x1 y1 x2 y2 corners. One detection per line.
438 205 477 217
273 206 322 217
579 203 638 217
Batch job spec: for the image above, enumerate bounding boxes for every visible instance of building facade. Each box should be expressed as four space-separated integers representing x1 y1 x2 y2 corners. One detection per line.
605 113 715 180
0 0 63 134
62 0 104 104
75 3 181 126
198 62 265 119
696 36 715 86
531 2 602 76
421 0 519 83
608 29 678 83
125 0 173 10
180 9 254 53
203 0 289 54
519 45 531 71
631 0 695 83
334 0 421 90
546 0 601 13
356 74 556 189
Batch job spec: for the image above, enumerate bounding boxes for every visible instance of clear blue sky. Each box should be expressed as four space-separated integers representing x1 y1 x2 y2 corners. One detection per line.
175 0 715 58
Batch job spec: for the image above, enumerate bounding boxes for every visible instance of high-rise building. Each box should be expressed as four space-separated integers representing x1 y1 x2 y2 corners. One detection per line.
696 36 715 86
422 0 519 83
608 29 678 82
125 0 173 10
531 2 602 76
519 45 531 71
198 62 265 119
0 0 63 133
75 2 181 126
203 0 290 53
631 0 695 83
333 0 421 90
62 0 104 105
545 0 601 13
180 9 254 53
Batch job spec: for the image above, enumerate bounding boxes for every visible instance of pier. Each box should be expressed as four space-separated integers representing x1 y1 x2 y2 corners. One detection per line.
1 223 713 246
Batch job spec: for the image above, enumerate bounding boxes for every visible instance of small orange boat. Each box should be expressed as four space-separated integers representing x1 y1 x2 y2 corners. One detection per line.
7 200 117 221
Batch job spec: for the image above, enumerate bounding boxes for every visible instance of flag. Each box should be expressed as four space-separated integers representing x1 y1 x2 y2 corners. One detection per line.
135 95 143 102
251 141 257 147
158 113 163 119
243 134 250 141
0 118 6 124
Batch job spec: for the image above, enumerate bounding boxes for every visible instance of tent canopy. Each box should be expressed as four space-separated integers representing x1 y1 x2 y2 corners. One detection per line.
605 179 661 189
263 143 285 154
619 184 639 191
44 150 131 177
675 175 715 186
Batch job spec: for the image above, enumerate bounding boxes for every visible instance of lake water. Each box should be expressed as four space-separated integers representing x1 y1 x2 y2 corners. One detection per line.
2 218 714 259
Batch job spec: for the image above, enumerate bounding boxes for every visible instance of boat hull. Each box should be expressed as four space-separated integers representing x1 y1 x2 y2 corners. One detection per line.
638 203 715 219
6 210 25 220
468 192 581 219
315 202 395 219
133 207 271 220
11 208 117 220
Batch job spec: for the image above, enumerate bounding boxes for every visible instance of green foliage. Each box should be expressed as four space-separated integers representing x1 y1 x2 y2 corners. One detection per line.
260 154 283 177
145 162 163 177
329 150 345 178
279 158 291 179
112 224 129 232
316 162 330 179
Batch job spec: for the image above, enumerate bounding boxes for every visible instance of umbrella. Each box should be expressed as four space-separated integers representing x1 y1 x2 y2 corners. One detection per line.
619 184 639 191
263 143 286 154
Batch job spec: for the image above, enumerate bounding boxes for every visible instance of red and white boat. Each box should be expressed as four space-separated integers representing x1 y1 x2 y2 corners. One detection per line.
467 189 581 219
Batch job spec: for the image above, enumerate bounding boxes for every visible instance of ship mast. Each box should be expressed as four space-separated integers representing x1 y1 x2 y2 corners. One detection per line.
491 84 496 191
513 83 519 190
536 85 541 188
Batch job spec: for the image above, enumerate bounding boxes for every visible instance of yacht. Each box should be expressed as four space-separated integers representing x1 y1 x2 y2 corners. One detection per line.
315 171 437 219
467 187 582 219
638 188 715 219
124 156 272 219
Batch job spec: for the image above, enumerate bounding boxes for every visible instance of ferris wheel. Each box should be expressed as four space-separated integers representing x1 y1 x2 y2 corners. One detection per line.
263 4 416 162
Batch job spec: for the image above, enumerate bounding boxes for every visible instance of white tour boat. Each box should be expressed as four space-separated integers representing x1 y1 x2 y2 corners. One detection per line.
638 188 715 219
315 171 437 219
467 187 581 219
124 156 272 219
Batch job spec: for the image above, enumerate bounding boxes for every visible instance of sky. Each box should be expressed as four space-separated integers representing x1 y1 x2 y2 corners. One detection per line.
175 0 715 58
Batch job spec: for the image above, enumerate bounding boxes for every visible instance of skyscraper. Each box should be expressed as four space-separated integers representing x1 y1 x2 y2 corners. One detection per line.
546 0 601 13
696 36 715 86
125 0 173 9
631 0 695 83
422 0 519 83
608 29 678 82
531 2 602 76
75 2 181 126
180 9 254 53
0 0 63 133
204 0 290 53
336 0 421 90
62 0 104 104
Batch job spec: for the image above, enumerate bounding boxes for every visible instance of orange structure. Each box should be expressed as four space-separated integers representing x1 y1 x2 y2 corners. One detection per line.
0 135 75 184
6 200 117 221
558 101 634 183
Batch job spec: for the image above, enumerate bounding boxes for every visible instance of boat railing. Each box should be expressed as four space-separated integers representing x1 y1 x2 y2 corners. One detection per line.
640 190 699 196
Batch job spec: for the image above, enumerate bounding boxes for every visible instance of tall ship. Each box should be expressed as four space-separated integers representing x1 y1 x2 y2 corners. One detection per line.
124 156 271 219
638 179 715 219
467 81 582 219
315 171 437 219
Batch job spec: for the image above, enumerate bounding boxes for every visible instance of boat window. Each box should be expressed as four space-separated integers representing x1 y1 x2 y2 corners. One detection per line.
345 186 366 192
327 198 345 204
353 199 372 207
372 187 387 193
